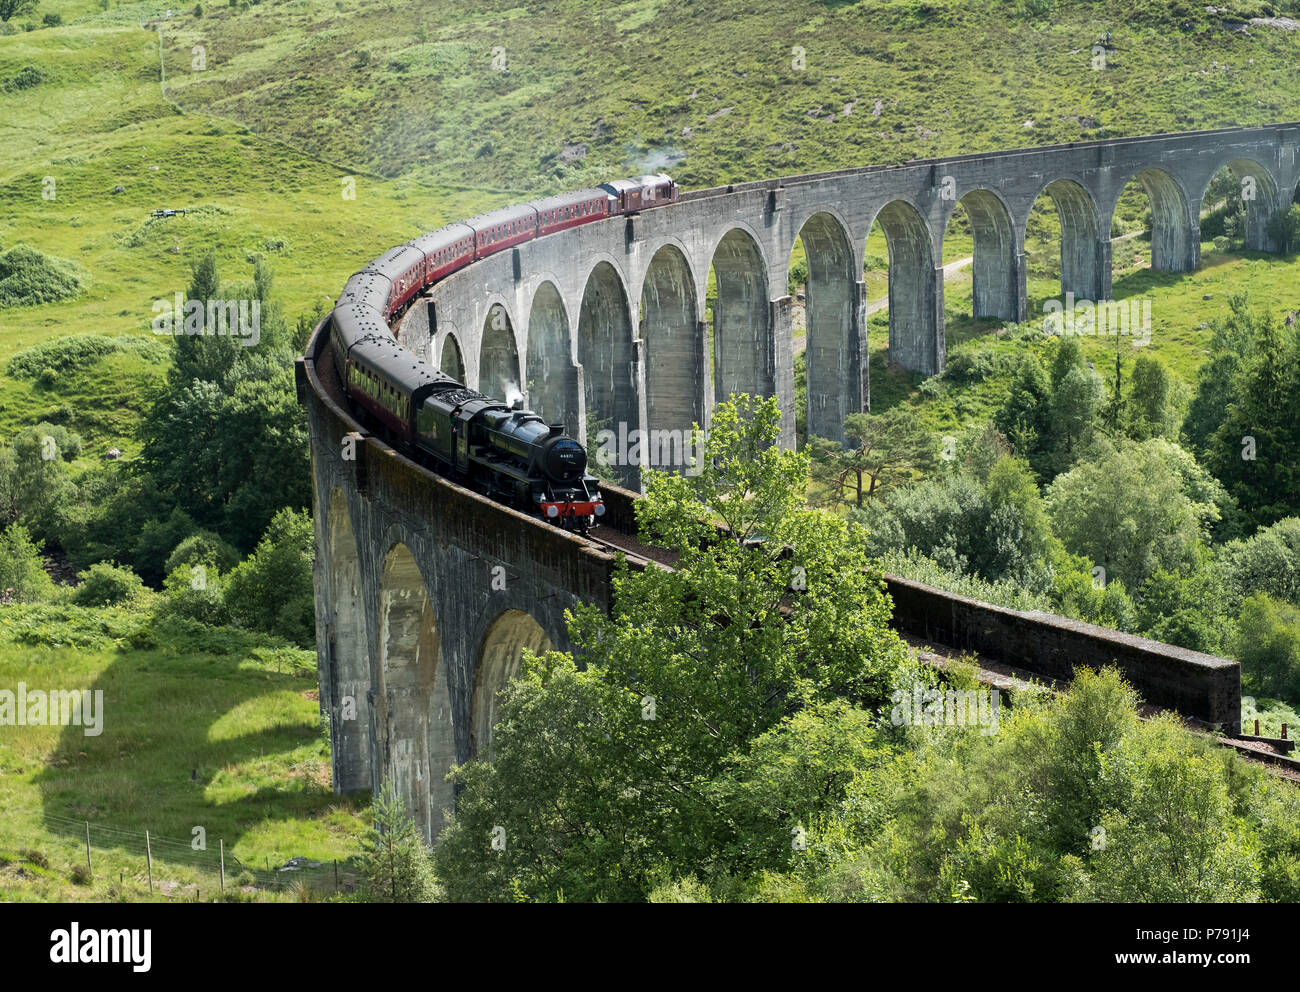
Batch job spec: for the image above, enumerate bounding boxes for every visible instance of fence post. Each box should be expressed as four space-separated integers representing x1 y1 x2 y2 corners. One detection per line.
84 822 92 880
334 859 339 890
145 830 153 896
220 839 225 893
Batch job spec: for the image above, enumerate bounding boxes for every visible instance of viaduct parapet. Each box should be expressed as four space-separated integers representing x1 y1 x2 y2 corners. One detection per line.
402 123 1298 453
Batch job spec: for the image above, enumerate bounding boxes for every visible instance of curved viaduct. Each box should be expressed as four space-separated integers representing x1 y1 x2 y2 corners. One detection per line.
302 124 1295 842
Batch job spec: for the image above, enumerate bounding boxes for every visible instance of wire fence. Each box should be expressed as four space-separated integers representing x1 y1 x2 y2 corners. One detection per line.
39 812 360 898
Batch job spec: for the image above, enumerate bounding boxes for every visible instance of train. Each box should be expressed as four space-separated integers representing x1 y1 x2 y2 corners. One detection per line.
329 173 680 532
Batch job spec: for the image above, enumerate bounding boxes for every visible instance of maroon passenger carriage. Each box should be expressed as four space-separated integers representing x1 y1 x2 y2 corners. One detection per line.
328 173 680 531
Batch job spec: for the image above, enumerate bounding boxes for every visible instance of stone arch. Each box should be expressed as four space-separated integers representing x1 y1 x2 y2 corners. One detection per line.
377 543 454 845
710 227 773 410
470 609 553 759
1199 158 1282 251
526 281 578 434
872 198 940 375
1112 167 1196 272
1031 178 1106 302
945 189 1019 322
797 211 860 445
326 488 370 794
640 244 702 471
480 304 522 405
577 260 638 488
439 333 465 383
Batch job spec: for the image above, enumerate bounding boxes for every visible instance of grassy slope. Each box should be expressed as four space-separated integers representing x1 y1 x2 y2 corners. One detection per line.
0 17 503 456
868 245 1300 430
0 605 366 902
143 0 1300 190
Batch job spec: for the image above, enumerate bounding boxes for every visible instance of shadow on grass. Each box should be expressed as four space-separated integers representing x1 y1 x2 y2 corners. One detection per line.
34 645 365 867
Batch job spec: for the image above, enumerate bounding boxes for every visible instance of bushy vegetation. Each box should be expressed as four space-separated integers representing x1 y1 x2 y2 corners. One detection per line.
0 248 314 650
223 508 315 647
436 397 914 901
6 334 167 385
818 291 1300 705
0 64 42 91
70 561 145 607
0 524 53 604
0 245 87 308
361 782 439 903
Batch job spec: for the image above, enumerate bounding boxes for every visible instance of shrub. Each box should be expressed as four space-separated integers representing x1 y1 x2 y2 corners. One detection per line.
1219 518 1300 610
1234 594 1300 703
0 426 80 544
165 530 241 576
70 863 92 885
6 334 166 382
155 563 232 627
787 258 808 296
8 421 82 461
943 348 995 384
1050 551 1138 632
362 781 438 902
0 245 88 308
0 524 54 603
132 508 199 586
916 377 946 399
1266 204 1300 254
122 624 160 651
0 66 42 92
72 562 145 607
42 12 62 27
223 508 314 646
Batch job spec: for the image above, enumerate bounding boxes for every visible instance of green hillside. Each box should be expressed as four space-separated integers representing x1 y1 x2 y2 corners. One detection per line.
3 0 1300 904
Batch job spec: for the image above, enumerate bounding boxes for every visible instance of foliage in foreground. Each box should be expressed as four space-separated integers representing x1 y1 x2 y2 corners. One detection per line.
434 396 913 901
361 781 439 903
435 396 1300 903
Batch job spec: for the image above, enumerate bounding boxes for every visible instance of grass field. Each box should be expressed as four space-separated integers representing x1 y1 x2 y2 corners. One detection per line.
0 18 506 459
0 602 368 902
864 243 1300 431
133 0 1300 191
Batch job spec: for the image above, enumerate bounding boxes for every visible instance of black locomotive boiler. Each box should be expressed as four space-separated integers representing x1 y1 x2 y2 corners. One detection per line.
334 306 604 532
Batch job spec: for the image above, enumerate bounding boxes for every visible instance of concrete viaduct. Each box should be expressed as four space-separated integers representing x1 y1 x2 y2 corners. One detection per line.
301 123 1296 843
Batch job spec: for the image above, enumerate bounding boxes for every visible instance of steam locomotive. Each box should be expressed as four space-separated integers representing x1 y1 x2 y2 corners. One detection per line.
329 173 680 531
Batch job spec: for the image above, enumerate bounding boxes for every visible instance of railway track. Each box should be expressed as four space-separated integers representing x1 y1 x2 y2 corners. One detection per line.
582 525 674 570
587 526 1300 784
